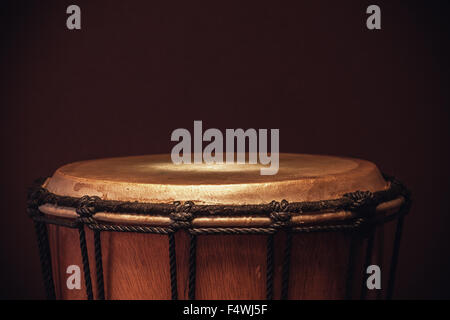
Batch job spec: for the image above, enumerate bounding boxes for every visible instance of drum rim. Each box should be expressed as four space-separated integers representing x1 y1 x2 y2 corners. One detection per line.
27 174 411 232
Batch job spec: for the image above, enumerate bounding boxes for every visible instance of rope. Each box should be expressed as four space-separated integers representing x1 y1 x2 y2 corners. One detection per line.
94 230 105 300
78 226 93 300
266 234 274 300
188 234 197 300
27 174 408 219
281 231 292 300
88 223 173 234
190 227 277 235
387 186 411 299
360 232 375 300
168 233 178 300
387 215 405 299
345 235 358 300
33 221 55 300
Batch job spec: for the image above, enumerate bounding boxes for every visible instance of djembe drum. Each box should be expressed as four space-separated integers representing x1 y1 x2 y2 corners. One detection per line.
27 154 410 300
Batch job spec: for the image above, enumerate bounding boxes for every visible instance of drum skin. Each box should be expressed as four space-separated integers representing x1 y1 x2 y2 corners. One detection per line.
41 154 401 299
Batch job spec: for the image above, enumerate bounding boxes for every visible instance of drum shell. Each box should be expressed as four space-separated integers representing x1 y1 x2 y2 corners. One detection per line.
47 218 399 300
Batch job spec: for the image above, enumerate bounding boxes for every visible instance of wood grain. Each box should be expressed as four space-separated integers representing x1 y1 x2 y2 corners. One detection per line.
47 225 396 299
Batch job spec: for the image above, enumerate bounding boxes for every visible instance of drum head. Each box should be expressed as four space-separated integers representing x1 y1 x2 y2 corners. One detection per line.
44 153 388 204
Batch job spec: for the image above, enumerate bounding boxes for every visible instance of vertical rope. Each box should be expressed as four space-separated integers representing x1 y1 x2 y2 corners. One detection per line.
376 224 385 300
94 230 105 300
266 234 274 300
360 232 375 300
188 234 197 300
33 221 56 300
345 235 357 300
387 215 405 300
78 226 93 300
281 231 292 300
168 233 178 300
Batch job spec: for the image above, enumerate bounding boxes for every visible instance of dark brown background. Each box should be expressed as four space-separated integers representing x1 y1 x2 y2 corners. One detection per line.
1 0 449 299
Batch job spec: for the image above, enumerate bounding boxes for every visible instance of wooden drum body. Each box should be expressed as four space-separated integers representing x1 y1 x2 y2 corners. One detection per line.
27 154 410 300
